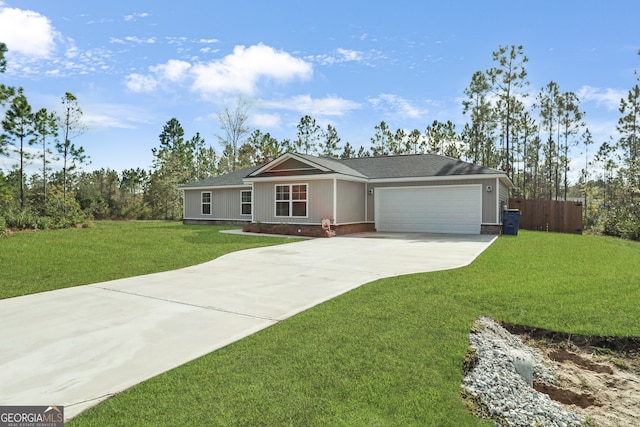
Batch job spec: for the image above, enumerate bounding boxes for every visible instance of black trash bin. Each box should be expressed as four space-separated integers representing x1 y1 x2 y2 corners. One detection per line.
502 209 521 235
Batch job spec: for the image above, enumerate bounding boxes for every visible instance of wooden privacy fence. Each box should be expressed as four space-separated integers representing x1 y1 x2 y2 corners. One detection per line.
508 199 583 234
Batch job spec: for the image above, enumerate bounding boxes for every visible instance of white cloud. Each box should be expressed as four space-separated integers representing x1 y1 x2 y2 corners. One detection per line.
110 36 156 45
336 48 363 62
124 59 190 92
83 113 135 129
125 73 158 92
166 36 188 45
150 59 191 82
199 38 219 44
368 94 428 119
262 95 360 117
313 48 363 65
124 44 312 97
200 47 219 54
308 48 384 67
124 12 150 22
577 85 626 111
191 43 313 96
0 5 58 58
124 36 156 44
252 113 281 128
83 103 153 130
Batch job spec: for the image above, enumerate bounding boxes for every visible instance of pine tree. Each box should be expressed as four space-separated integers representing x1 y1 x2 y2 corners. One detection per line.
2 88 34 208
462 71 495 165
149 118 193 219
320 124 341 157
558 91 584 200
57 92 88 211
295 115 321 154
33 108 59 204
487 45 529 180
247 129 283 164
536 81 561 199
370 121 393 156
616 83 640 198
340 142 356 159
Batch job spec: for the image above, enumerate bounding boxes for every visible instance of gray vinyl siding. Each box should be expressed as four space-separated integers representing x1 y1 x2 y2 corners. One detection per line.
253 179 334 224
183 189 206 219
336 180 366 224
183 188 251 220
499 181 510 222
365 179 498 224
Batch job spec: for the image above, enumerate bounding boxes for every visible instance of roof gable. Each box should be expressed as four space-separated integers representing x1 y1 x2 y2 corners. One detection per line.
247 152 366 179
270 157 320 172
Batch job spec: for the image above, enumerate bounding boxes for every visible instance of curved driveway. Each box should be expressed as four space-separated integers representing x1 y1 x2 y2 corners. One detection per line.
0 231 496 420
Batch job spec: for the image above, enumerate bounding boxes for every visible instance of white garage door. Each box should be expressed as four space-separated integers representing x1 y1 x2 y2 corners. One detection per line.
375 185 482 234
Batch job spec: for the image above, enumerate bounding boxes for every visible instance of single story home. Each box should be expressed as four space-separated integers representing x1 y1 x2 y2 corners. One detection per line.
178 152 512 236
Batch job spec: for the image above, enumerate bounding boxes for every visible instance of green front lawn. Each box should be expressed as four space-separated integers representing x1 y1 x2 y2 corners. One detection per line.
4 224 639 425
0 221 296 300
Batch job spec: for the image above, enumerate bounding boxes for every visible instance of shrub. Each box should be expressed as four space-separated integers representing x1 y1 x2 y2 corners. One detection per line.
42 187 89 228
6 208 40 229
0 216 8 237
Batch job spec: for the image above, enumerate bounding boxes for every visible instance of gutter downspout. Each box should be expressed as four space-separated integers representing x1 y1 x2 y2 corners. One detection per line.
333 178 338 225
496 177 500 224
251 182 255 223
365 183 368 223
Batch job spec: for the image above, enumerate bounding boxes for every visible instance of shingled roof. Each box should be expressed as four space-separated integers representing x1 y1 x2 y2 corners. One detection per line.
180 153 509 188
178 164 261 188
339 153 504 179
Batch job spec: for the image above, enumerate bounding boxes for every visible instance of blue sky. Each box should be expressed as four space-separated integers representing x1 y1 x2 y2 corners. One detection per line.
1 0 639 181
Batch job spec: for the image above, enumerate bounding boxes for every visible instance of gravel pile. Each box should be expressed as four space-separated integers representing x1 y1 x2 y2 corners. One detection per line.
462 317 585 427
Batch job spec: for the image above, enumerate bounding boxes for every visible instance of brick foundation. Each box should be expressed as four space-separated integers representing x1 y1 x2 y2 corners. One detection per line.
481 224 502 235
182 219 250 226
242 222 375 237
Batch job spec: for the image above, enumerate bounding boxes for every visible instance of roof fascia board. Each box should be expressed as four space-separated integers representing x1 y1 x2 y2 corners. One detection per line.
244 173 368 184
179 184 251 190
368 174 511 184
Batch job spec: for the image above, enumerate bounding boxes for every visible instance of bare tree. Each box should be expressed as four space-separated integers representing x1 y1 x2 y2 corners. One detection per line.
217 97 251 172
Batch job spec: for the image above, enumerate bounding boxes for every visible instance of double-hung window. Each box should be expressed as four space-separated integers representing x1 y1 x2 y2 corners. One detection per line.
241 190 252 215
201 192 212 215
275 184 307 217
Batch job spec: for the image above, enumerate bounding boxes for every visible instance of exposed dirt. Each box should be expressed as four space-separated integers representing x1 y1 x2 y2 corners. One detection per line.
502 323 640 427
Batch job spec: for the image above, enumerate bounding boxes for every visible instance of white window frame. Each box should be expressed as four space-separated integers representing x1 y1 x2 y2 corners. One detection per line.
274 183 308 218
240 190 252 216
201 191 212 215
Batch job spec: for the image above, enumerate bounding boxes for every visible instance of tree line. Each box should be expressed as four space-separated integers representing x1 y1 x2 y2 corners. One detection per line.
1 42 639 240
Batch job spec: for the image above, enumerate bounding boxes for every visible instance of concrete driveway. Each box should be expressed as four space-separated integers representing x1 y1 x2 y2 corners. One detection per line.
0 231 496 420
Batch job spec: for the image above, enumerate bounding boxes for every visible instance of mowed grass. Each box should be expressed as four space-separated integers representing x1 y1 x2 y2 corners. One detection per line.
0 221 297 300
63 230 640 426
2 225 637 425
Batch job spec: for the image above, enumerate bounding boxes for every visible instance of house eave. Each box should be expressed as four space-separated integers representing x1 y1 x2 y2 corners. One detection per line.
368 173 512 186
179 184 252 191
244 173 368 184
